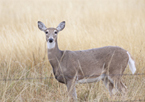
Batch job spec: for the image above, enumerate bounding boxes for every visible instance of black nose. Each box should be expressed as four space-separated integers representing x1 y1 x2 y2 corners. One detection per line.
49 38 53 43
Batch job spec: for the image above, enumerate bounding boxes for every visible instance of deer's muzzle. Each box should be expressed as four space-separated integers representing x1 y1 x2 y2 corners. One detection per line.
49 38 53 43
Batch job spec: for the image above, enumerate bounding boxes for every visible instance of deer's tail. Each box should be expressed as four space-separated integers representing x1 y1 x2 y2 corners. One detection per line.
127 52 136 74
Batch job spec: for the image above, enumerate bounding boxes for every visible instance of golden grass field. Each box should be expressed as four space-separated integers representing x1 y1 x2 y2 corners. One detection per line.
0 0 145 101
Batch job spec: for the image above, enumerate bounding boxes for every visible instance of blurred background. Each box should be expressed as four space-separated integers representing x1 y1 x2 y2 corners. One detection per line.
0 0 145 101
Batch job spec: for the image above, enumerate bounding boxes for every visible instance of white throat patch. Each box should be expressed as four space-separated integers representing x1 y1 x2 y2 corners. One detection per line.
47 41 55 49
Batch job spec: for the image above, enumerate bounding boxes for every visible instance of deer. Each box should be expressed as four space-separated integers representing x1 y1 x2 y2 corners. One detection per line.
38 21 136 101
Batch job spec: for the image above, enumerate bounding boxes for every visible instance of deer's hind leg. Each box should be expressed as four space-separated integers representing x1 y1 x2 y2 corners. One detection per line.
102 77 116 96
116 78 127 94
110 76 127 95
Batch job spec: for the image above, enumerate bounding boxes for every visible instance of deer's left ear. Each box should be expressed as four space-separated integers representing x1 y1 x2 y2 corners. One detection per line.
38 21 47 31
56 21 65 32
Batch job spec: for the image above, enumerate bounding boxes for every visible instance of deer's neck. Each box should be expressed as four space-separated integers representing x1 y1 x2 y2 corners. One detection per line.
47 40 63 64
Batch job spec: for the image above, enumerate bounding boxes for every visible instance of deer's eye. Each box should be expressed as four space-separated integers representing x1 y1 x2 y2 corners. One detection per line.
45 31 48 34
54 31 57 34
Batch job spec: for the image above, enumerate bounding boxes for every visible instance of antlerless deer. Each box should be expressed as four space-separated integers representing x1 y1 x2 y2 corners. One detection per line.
38 21 136 101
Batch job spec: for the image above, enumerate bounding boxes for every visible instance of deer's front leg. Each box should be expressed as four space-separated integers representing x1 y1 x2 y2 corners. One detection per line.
66 79 77 102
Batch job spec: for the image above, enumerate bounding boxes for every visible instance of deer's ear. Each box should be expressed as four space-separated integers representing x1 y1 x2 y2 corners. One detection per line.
56 21 65 32
38 21 47 31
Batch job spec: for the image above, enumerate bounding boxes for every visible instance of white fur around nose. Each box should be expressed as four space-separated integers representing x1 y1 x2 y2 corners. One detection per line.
47 41 55 49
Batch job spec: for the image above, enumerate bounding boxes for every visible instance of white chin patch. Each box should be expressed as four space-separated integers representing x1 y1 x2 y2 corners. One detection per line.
47 41 55 49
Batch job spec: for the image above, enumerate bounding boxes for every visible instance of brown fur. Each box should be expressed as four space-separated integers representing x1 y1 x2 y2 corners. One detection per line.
49 45 129 83
38 21 133 101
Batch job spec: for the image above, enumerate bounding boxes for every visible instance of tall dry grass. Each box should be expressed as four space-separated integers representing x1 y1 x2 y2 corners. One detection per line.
0 0 145 101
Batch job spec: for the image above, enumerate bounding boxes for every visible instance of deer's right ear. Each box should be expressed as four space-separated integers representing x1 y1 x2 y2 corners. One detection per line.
56 21 65 32
38 21 47 31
